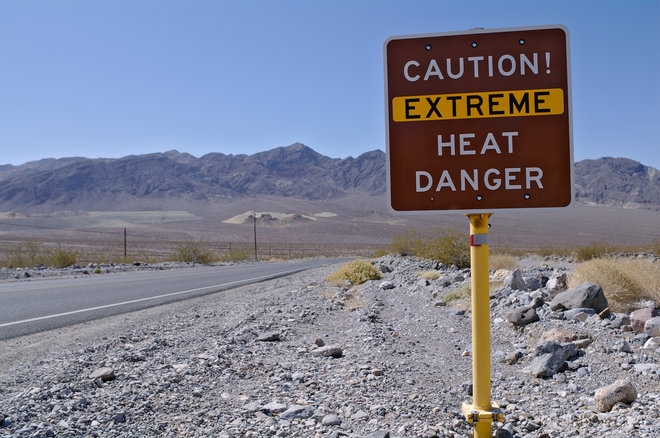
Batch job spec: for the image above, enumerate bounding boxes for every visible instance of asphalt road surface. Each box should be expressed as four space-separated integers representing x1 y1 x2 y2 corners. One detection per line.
0 258 347 340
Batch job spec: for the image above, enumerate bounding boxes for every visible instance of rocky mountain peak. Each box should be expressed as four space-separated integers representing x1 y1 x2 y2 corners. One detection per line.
0 146 658 212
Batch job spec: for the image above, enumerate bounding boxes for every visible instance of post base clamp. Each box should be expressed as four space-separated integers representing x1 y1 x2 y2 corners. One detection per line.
461 402 505 424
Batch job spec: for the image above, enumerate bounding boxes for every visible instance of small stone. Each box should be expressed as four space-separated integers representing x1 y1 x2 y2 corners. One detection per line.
643 337 660 350
321 414 342 426
280 404 315 420
88 367 115 382
379 281 395 290
256 331 281 342
172 363 188 373
311 345 343 358
260 402 288 414
505 306 539 326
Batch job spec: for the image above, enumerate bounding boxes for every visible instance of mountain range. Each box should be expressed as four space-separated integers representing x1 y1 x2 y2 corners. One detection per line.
1 143 659 212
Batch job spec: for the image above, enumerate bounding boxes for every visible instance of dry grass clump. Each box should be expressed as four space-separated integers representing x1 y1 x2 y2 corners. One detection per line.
490 254 520 271
444 283 471 302
418 270 441 280
327 259 381 287
575 242 613 262
569 258 660 313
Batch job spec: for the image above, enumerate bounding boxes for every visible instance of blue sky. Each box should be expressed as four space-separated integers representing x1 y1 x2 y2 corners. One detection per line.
1 0 659 168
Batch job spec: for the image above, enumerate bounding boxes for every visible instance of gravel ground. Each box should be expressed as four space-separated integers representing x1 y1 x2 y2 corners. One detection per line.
1 255 659 438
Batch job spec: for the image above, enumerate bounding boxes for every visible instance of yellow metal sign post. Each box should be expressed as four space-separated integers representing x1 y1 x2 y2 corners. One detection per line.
461 213 504 437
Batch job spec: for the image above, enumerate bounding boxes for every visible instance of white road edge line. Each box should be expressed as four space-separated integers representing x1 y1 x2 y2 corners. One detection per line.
0 267 306 329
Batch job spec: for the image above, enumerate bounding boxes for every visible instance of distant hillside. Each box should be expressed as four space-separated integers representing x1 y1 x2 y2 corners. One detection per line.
574 157 660 209
0 144 386 212
1 145 659 212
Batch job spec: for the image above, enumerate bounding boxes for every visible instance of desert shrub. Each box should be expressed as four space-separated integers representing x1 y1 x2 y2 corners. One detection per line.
444 283 471 302
173 240 215 264
49 245 78 268
218 249 251 262
2 238 48 267
569 258 660 313
576 242 612 262
421 226 470 269
490 254 520 271
390 228 423 256
327 259 381 286
372 248 389 258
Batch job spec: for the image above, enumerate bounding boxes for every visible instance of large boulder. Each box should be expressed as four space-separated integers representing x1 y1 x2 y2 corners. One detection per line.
644 317 660 337
549 282 608 313
504 269 527 291
594 380 637 412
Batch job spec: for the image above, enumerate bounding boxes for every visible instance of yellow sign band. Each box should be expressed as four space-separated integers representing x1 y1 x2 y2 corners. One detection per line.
392 88 564 122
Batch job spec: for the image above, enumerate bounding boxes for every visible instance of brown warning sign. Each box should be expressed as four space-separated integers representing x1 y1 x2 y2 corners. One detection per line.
384 25 573 212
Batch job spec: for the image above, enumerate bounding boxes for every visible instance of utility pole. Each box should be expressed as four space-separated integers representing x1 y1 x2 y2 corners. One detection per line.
253 211 258 260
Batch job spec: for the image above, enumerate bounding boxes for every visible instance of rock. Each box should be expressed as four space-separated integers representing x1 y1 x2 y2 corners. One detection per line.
378 264 393 273
379 281 395 290
529 341 576 377
242 401 262 412
491 269 511 282
546 272 568 292
279 404 315 419
256 331 281 342
311 345 343 358
504 269 527 291
495 428 514 438
594 380 637 412
630 308 660 334
618 340 633 353
505 306 539 326
523 276 542 291
261 402 288 414
644 317 660 337
321 414 342 426
539 328 579 343
634 363 660 374
364 431 390 438
88 367 115 382
549 282 608 313
563 308 595 321
643 337 660 350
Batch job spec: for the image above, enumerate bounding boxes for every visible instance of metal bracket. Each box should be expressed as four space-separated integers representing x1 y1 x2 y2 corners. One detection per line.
461 402 505 424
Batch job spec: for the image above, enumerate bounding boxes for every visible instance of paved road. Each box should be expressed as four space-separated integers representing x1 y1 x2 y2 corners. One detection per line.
0 258 347 340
